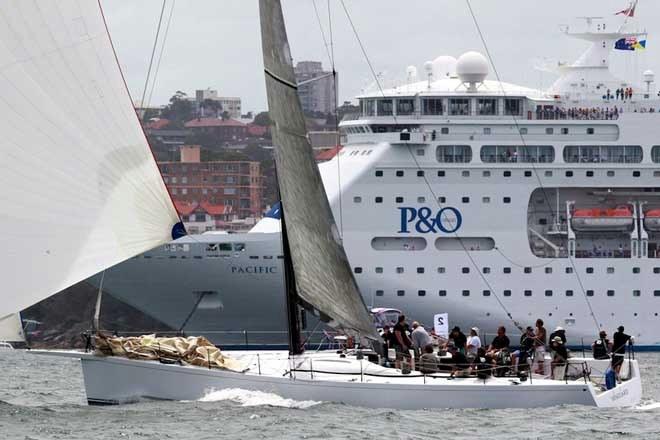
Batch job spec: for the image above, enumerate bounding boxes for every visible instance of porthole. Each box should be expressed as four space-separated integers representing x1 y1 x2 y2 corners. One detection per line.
607 267 614 274
417 170 425 177
462 196 470 203
483 290 491 297
462 290 470 296
545 171 553 177
376 290 384 297
503 171 511 177
607 171 615 177
586 267 594 274
483 267 491 274
417 196 426 203
354 267 362 273
395 196 404 203
545 290 553 297
524 267 532 274
587 290 594 297
439 290 447 296
566 290 574 297
437 170 445 177
565 171 573 177
545 267 552 274
397 290 405 296
524 171 532 177
503 197 511 204
566 267 573 274
462 170 470 177
586 171 594 177
375 267 383 273
375 196 383 203
353 196 362 203
607 290 615 297
503 267 512 274
462 267 470 274
437 267 446 273
418 290 426 296
503 290 512 297
396 267 404 274
483 170 491 177
524 290 532 297
417 267 424 274
396 170 404 177
633 171 641 177
633 290 641 297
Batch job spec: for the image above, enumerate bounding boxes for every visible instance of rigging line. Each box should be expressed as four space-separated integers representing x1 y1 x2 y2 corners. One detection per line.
139 0 167 111
327 0 335 70
464 0 601 330
339 1 520 328
311 0 332 67
494 247 556 269
146 0 176 109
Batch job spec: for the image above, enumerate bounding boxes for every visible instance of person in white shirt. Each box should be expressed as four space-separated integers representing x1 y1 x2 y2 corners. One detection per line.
466 327 481 358
410 322 433 355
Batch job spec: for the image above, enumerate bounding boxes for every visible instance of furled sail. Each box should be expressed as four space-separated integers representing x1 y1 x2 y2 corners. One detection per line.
0 314 25 343
0 1 181 317
259 0 377 339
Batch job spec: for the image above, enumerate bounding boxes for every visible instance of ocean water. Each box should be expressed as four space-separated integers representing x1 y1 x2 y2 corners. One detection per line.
1 351 660 440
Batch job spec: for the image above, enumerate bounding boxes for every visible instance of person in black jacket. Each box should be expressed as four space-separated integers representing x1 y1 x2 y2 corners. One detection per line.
592 330 612 360
612 326 633 376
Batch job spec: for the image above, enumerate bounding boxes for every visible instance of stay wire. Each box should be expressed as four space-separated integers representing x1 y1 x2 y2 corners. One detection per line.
139 0 167 111
339 0 522 329
464 0 601 331
146 0 176 109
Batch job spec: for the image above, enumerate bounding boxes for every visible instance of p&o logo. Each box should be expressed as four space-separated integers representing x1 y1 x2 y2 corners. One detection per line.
398 207 462 234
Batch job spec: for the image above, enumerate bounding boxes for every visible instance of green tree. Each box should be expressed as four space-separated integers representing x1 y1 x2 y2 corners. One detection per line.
253 111 271 126
200 98 222 118
161 91 194 123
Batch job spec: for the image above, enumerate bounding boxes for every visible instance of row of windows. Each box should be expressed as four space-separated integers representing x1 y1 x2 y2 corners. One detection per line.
356 266 660 274
433 145 647 164
375 168 652 178
374 289 660 297
360 97 523 117
354 195 511 204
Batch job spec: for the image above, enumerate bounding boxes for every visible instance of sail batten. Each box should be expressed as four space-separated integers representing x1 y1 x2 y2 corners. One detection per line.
0 1 180 317
259 0 377 339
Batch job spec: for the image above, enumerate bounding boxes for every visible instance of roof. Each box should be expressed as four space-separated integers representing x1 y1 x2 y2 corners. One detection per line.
200 201 233 216
315 146 342 161
247 123 268 136
144 118 171 130
173 201 197 216
174 200 234 217
184 118 247 128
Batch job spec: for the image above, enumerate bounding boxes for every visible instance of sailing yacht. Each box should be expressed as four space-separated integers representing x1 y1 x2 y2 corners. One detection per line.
27 1 641 409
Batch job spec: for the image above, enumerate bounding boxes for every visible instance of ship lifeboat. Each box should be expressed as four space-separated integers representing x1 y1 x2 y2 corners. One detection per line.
571 206 634 231
644 209 660 231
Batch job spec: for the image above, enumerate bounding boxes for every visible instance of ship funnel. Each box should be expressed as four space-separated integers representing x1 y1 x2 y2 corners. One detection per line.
456 51 489 92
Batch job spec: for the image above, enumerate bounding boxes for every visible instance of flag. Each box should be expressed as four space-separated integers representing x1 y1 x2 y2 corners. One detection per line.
615 37 646 51
615 3 636 17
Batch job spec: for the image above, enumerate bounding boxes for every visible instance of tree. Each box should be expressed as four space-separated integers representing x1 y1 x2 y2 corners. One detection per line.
221 110 231 121
253 111 271 126
161 91 194 123
200 98 222 118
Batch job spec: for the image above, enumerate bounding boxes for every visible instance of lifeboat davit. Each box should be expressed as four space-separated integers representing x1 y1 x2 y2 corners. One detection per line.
571 206 634 231
644 209 660 231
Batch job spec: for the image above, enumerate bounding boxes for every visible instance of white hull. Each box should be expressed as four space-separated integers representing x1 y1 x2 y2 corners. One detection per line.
36 351 642 409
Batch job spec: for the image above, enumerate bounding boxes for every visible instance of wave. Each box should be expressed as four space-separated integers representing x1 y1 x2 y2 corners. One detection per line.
636 401 660 411
198 388 322 409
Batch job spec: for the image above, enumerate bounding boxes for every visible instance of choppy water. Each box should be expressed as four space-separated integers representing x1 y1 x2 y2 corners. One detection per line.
1 351 660 439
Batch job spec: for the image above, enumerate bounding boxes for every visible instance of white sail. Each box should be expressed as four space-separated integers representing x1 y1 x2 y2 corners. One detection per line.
0 313 25 343
0 1 180 317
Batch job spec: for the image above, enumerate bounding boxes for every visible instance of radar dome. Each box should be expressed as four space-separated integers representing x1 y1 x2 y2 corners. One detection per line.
644 69 655 83
432 55 457 78
406 65 418 82
456 51 489 84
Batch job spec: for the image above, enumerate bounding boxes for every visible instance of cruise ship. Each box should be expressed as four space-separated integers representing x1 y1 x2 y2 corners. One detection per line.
90 11 660 347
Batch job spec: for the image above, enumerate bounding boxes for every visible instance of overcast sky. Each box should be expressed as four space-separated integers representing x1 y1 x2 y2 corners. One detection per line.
101 0 659 113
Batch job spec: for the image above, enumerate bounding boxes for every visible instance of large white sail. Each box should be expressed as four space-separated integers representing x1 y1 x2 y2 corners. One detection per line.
0 313 25 343
0 1 180 317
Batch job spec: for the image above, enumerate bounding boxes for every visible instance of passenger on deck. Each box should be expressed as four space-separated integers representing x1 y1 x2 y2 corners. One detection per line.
534 319 547 375
410 321 432 356
381 325 396 361
592 330 612 360
612 326 633 378
486 326 510 360
393 315 413 369
549 326 567 345
466 327 481 360
447 342 470 378
512 326 535 373
447 326 467 354
550 336 568 379
418 344 440 374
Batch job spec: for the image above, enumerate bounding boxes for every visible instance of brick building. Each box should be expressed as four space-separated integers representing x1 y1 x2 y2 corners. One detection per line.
159 145 262 219
184 118 247 143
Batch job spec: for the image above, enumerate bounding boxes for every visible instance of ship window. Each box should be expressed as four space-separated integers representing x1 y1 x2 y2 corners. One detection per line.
375 267 383 273
524 290 532 297
565 171 573 177
566 267 573 274
546 127 554 135
483 170 491 177
441 127 449 134
504 267 511 273
418 290 426 296
561 127 569 135
363 99 376 116
482 196 490 203
607 267 615 274
545 171 553 177
353 196 362 203
372 237 427 251
483 127 491 135
478 98 497 115
377 99 393 116
417 197 425 203
503 290 512 297
483 267 491 274
633 171 641 177
655 290 660 297
587 290 594 296
234 243 246 251
503 197 511 203
462 196 470 203
449 98 470 116
396 170 404 177
545 267 552 274
438 267 446 273
462 290 470 296
439 290 447 296
422 98 443 115
376 290 384 297
519 128 528 135
462 170 470 177
586 171 594 177
633 267 640 274
417 170 425 177
633 290 641 297
438 196 446 203
524 171 532 177
586 267 594 274
395 197 404 203
375 196 383 203
417 267 425 274
438 170 445 177
587 127 595 135
397 98 415 115
545 290 553 297
481 146 554 163
375 170 383 177
539 219 547 225
566 290 574 297
607 290 615 297
504 98 522 116
503 171 511 177
397 290 405 296
607 170 615 177
483 290 491 296
396 267 404 273
524 267 532 274
249 256 259 260
654 267 660 274
462 267 470 273
563 145 642 163
436 145 472 163
354 267 362 274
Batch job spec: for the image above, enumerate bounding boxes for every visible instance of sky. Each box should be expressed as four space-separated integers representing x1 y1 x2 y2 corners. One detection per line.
100 0 660 114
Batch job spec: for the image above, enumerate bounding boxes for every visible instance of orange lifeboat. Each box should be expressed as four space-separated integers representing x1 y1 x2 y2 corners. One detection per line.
571 205 634 231
644 209 660 231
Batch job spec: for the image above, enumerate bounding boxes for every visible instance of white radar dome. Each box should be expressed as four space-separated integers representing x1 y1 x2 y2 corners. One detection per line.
456 51 489 84
406 65 418 82
432 55 457 78
644 69 655 83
